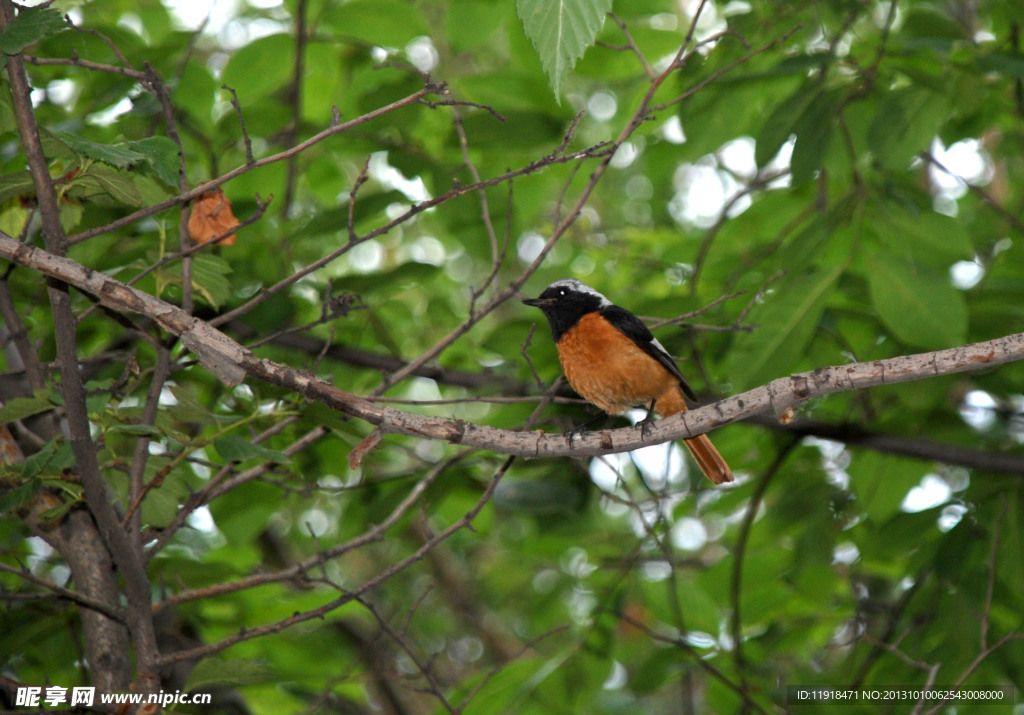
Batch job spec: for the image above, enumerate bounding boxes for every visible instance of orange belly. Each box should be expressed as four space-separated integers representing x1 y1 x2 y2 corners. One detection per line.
556 312 682 415
555 312 733 484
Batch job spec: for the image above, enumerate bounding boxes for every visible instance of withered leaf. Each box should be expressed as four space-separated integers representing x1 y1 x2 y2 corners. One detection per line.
188 189 239 246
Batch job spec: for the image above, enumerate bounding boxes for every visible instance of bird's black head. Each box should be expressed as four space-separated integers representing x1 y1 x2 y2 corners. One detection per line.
522 279 610 342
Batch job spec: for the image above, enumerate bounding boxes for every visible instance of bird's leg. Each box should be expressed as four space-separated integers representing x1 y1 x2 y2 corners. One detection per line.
565 411 606 448
636 400 657 440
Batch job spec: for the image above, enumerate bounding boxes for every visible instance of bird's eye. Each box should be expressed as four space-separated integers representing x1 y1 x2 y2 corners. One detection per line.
559 289 566 296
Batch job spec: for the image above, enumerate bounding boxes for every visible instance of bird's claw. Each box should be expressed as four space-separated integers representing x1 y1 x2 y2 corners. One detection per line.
563 425 587 449
635 402 657 440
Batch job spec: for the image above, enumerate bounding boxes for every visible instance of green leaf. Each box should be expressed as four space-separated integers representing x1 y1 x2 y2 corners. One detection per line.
849 452 926 523
0 477 41 515
790 92 835 184
868 86 949 169
448 0 506 52
340 262 441 294
0 6 67 55
59 200 84 232
876 204 973 265
493 475 586 515
517 0 612 98
775 196 857 271
108 423 162 436
127 136 181 187
140 465 190 528
213 435 290 464
868 259 967 348
190 253 233 309
185 657 275 691
38 500 76 523
727 265 843 391
220 34 295 105
0 201 30 237
301 190 407 237
0 86 15 132
21 439 74 479
0 393 54 423
976 51 1024 79
54 131 149 170
755 85 819 167
322 0 429 47
84 165 145 206
167 384 217 427
0 171 35 203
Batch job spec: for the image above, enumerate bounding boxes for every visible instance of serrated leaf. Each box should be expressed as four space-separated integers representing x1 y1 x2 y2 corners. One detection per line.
0 6 67 55
127 136 181 187
54 131 149 170
727 265 843 391
868 259 967 348
86 165 145 206
517 0 612 98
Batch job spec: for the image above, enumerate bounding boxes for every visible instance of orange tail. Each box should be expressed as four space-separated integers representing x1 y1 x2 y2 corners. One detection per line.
655 389 733 485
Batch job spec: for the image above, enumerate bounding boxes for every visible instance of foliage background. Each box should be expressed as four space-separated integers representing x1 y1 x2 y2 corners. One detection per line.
2 0 1024 713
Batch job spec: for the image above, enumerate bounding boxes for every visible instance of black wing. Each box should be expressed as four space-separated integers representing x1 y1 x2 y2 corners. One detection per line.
600 304 698 403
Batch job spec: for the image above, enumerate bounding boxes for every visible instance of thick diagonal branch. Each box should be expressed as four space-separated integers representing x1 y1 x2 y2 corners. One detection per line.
2 234 1023 463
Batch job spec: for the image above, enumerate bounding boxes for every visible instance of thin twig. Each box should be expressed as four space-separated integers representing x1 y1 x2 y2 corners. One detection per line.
608 12 655 79
222 84 255 165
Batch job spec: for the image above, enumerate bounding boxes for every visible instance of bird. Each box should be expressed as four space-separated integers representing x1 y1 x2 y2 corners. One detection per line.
522 279 733 485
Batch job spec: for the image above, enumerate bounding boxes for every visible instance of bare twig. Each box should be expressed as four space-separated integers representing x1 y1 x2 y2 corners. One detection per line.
0 561 126 623
607 12 655 79
67 85 442 245
222 84 255 166
155 455 514 667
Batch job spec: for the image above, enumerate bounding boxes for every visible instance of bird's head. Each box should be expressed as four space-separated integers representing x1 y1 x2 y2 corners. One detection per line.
522 279 610 341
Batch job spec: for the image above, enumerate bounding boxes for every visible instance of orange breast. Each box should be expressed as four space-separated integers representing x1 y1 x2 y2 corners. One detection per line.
556 312 683 415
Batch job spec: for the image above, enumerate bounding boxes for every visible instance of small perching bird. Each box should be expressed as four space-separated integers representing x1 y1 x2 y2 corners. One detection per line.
523 279 733 485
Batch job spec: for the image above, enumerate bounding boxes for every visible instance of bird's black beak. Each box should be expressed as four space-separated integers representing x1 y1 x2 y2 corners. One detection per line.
522 297 552 308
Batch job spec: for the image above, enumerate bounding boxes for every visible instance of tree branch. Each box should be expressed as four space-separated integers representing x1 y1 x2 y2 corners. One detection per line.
3 233 1024 466
2 2 161 697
